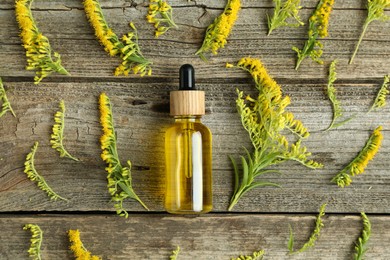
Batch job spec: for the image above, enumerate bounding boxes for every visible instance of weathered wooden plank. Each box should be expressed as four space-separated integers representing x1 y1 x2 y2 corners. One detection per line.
1 6 389 79
0 214 389 259
0 0 371 10
0 82 389 213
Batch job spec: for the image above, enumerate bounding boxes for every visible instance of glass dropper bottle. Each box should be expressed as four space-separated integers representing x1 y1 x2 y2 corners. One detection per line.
164 64 212 214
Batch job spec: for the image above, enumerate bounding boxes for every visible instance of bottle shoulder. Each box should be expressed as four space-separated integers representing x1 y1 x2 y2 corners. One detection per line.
165 120 211 136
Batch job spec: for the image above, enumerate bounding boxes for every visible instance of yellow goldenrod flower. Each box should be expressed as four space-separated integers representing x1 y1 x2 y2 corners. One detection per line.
99 93 148 217
332 126 383 187
146 0 178 38
349 0 390 64
227 57 322 210
267 0 304 36
15 0 70 84
293 0 335 70
83 0 152 76
195 0 241 61
68 230 101 260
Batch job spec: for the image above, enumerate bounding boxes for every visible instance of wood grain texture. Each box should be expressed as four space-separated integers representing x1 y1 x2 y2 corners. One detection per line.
0 1 389 259
0 82 389 213
0 214 389 260
0 2 389 79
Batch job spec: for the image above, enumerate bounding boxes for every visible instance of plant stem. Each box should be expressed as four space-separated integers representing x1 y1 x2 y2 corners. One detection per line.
349 20 370 64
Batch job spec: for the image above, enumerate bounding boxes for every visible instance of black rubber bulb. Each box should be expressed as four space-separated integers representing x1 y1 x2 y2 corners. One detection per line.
179 64 196 90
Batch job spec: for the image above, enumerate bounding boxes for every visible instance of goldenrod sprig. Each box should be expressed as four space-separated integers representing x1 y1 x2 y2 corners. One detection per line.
331 126 383 187
354 212 371 260
68 229 101 260
232 249 265 260
0 78 16 118
23 224 43 260
99 93 148 218
170 246 180 260
324 60 355 131
147 0 178 38
349 0 390 64
84 0 152 76
288 203 326 253
15 0 70 84
368 75 389 112
293 0 335 70
226 58 322 211
267 0 304 35
50 100 79 161
195 0 241 61
24 142 68 201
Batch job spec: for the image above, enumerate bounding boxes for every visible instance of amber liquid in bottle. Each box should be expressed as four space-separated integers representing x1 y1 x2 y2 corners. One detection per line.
165 116 212 213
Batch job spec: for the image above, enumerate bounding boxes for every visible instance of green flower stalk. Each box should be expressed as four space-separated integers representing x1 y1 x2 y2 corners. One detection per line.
267 0 304 35
232 249 265 260
50 100 79 161
349 0 390 64
170 246 180 260
0 78 16 118
24 142 68 201
99 93 149 218
293 0 335 70
354 212 371 260
288 203 327 253
146 0 178 38
15 0 70 84
23 224 43 260
83 0 152 76
226 58 322 211
195 0 241 61
332 126 383 187
324 60 355 131
368 75 389 112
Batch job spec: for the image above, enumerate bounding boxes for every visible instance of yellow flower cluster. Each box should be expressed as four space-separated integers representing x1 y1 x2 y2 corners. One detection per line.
267 0 304 35
84 0 120 56
15 0 69 83
293 0 335 70
68 230 101 260
332 126 383 187
99 93 148 217
310 0 334 38
146 0 178 38
350 126 383 175
83 0 152 76
195 0 241 60
227 57 322 210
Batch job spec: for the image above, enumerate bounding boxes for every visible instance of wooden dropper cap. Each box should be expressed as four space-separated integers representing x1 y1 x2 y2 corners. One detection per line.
170 64 205 116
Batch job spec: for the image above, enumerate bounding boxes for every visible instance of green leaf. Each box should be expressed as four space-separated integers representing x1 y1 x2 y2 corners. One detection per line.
229 155 240 198
24 142 68 201
50 100 79 161
288 224 294 253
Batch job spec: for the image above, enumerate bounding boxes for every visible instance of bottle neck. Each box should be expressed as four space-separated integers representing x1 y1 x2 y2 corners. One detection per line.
174 115 202 122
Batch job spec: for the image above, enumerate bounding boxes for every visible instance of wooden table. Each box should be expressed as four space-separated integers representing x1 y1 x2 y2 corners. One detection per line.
1 0 389 259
